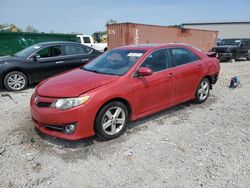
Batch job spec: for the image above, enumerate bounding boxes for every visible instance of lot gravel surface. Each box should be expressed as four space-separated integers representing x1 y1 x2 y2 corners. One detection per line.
0 61 250 188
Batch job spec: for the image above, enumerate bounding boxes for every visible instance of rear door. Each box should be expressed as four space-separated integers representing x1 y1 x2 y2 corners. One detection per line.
61 44 99 71
238 39 250 58
131 48 175 116
169 47 204 104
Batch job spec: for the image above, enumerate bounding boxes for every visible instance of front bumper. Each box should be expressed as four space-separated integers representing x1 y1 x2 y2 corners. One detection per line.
30 94 96 140
217 53 233 61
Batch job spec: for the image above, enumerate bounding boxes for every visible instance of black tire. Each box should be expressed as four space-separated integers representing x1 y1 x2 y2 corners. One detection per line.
194 78 210 104
4 71 28 91
247 51 250 61
95 101 128 140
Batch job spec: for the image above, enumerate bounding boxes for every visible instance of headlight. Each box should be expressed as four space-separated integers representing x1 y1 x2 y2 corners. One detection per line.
51 96 90 110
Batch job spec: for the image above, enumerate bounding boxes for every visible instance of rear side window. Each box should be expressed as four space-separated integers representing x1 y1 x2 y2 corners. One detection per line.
169 48 200 66
83 37 91 43
140 49 170 72
63 45 91 55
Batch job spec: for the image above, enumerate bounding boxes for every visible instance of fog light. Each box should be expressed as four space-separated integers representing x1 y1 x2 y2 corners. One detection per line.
64 124 76 134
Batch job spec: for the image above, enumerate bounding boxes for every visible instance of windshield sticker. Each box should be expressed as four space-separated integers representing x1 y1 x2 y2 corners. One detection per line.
127 53 143 57
235 40 241 42
33 46 40 49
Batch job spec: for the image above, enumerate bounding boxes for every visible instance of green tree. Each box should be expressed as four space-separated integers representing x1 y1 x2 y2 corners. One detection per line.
106 19 117 26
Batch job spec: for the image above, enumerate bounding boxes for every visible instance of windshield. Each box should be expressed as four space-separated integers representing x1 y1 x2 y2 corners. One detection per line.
15 44 42 57
83 49 146 76
219 39 241 46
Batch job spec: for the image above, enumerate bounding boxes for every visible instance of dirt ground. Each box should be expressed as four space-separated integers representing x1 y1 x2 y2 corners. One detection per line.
0 61 250 188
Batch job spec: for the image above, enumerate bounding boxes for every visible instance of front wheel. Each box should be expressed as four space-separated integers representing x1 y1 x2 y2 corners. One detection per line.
95 101 128 140
247 51 250 61
4 71 28 91
194 78 210 104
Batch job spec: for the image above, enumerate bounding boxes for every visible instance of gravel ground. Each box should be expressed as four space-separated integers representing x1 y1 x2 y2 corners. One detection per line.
0 61 250 188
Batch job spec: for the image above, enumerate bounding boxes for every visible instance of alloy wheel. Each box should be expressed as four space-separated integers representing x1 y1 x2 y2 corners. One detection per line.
102 107 126 136
198 80 209 101
7 73 26 91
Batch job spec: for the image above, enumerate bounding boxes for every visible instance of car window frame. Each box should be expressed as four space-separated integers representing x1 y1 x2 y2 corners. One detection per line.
27 44 93 61
135 48 173 75
61 44 93 56
27 44 63 61
168 47 200 67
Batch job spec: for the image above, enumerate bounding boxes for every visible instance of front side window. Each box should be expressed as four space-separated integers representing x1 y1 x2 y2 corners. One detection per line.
140 49 170 72
37 45 62 58
83 49 146 76
169 48 199 66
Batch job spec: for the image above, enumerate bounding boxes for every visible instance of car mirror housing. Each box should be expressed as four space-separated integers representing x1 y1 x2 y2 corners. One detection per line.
32 54 40 62
136 67 153 77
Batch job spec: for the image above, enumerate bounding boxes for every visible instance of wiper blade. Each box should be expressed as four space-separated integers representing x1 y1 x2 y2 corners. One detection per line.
82 67 119 76
82 67 102 74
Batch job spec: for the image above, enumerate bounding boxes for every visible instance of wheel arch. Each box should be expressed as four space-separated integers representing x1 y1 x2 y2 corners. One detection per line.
3 68 30 85
97 97 132 119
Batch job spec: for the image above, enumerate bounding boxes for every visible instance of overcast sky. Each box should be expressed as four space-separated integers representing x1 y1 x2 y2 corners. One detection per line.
0 0 250 34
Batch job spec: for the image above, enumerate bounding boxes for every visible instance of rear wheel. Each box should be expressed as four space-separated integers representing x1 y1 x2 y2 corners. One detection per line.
247 51 250 61
95 101 128 140
194 78 210 104
4 71 28 91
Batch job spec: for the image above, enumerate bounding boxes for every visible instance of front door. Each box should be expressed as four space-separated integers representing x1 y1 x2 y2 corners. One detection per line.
130 48 175 116
28 45 66 82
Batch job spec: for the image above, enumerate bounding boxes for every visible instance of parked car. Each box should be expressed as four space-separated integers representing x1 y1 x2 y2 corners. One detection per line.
30 43 220 141
77 35 107 52
211 38 250 62
0 41 101 91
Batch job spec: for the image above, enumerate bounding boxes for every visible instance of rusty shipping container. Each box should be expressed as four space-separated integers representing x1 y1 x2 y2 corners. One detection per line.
107 22 218 51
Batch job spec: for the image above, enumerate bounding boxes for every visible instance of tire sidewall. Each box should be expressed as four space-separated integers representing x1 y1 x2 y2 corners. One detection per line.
195 78 210 104
95 101 129 140
4 71 28 91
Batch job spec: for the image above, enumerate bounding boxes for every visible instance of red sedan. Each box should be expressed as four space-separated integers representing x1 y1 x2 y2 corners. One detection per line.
30 44 220 140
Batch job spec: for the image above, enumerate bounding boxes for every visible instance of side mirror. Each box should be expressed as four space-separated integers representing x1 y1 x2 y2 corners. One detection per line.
241 42 247 47
32 54 40 62
136 67 153 77
205 52 217 58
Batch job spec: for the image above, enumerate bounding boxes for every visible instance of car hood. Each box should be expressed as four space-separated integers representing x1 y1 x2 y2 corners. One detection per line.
213 45 238 53
0 55 25 64
215 45 238 49
37 68 119 98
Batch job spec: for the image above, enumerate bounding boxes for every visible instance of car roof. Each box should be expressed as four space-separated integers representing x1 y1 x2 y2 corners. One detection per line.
35 41 83 46
116 43 198 51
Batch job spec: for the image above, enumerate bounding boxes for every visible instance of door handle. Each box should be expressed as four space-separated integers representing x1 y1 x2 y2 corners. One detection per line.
56 61 64 64
198 64 203 69
82 58 89 62
168 73 175 78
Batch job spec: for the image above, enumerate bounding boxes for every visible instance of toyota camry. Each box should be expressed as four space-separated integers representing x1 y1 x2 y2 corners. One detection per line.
30 43 220 140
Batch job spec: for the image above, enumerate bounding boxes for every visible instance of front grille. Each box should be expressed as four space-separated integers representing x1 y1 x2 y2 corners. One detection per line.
37 102 52 108
45 125 64 132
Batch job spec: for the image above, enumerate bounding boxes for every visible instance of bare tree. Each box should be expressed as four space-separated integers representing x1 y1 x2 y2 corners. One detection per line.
25 25 39 33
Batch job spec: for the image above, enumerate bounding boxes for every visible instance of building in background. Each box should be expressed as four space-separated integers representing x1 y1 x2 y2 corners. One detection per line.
182 22 250 39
